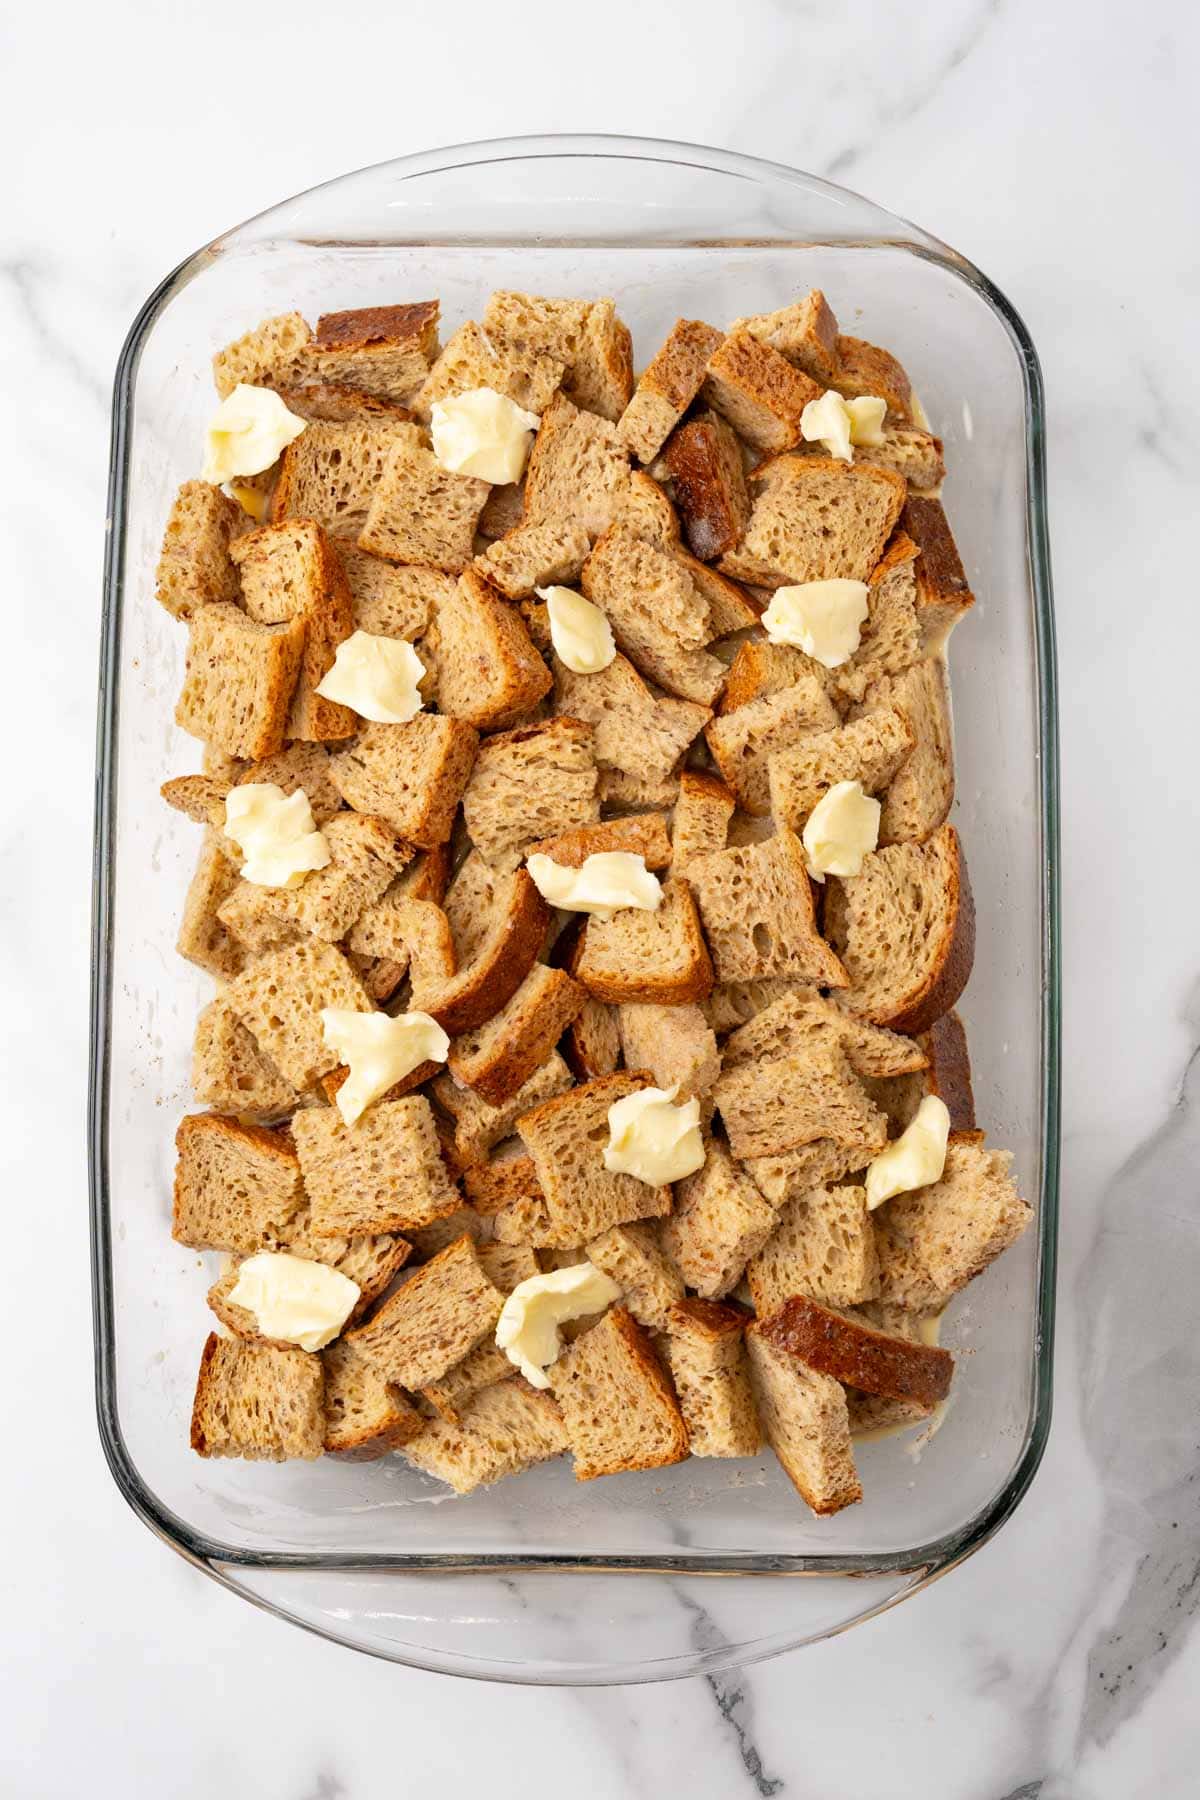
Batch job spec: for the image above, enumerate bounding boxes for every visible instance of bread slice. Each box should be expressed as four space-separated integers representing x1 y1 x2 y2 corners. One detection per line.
212 312 313 397
332 542 454 641
528 811 672 871
516 1071 673 1244
900 497 976 651
758 1294 952 1408
476 517 590 599
192 995 299 1118
586 1222 684 1330
663 1300 761 1458
830 532 923 707
563 297 635 420
176 829 245 978
524 392 633 538
686 828 847 986
575 877 713 1006
448 964 585 1107
718 457 906 588
270 420 421 535
852 659 952 844
172 1113 305 1252
416 319 564 419
660 1135 776 1298
744 1326 861 1514
715 1038 886 1161
823 824 975 1034
230 518 357 740
550 1306 689 1480
671 769 734 869
347 1234 505 1391
662 410 751 561
701 331 822 454
721 989 925 1082
873 1134 1030 1308
616 318 724 464
461 1141 545 1214
766 705 916 832
831 334 913 423
190 1334 325 1461
359 438 489 571
581 527 725 706
328 714 479 847
225 938 372 1089
298 301 440 401
156 481 243 620
175 603 305 760
462 716 598 871
403 1378 568 1494
746 1183 880 1313
433 1049 573 1166
553 652 710 789
426 568 552 729
706 675 841 815
730 290 840 382
322 1338 424 1459
617 1002 719 1103
292 1095 460 1238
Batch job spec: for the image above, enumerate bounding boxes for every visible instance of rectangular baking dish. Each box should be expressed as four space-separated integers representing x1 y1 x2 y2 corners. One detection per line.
91 136 1059 1682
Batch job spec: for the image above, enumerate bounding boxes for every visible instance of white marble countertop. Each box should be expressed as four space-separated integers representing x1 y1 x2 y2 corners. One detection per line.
6 0 1199 1792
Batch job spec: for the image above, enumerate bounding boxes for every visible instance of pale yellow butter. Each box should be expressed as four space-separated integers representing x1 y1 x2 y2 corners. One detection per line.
227 1252 360 1352
223 783 330 888
495 1263 622 1388
846 395 888 446
802 779 881 880
762 578 869 668
800 388 888 460
525 851 662 921
314 629 425 724
202 383 306 484
228 482 270 522
866 1096 951 1211
537 585 616 674
430 387 540 484
603 1083 706 1185
320 1008 449 1126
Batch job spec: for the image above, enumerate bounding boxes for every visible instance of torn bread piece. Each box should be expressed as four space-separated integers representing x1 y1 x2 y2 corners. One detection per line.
766 706 916 834
225 939 373 1090
550 1306 689 1480
581 526 726 706
328 714 478 847
404 1379 568 1494
156 481 243 620
322 1338 424 1460
701 330 822 454
706 674 840 816
524 392 633 538
416 318 564 420
333 544 455 642
554 652 710 792
746 1183 880 1313
730 290 840 383
271 420 421 536
292 1095 460 1239
575 877 714 1006
230 518 357 741
175 604 306 761
359 438 489 571
462 717 598 872
427 567 552 729
686 828 847 986
192 995 300 1119
851 658 953 845
617 1003 719 1105
476 517 590 599
213 312 313 397
347 1235 505 1392
448 964 585 1107
900 497 976 653
756 1294 952 1409
671 769 735 869
714 1039 886 1162
433 1050 573 1167
172 1113 305 1253
744 1324 862 1515
873 1134 1030 1309
719 457 905 589
663 1300 761 1458
585 1222 684 1331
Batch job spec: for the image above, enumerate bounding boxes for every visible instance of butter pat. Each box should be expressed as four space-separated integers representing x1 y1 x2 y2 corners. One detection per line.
320 1008 449 1126
314 629 425 724
223 783 331 888
228 482 270 522
430 387 540 484
800 388 888 461
865 1096 951 1211
846 395 887 447
525 851 662 921
763 578 869 668
227 1252 360 1352
202 383 306 484
603 1083 705 1186
495 1262 622 1388
537 585 616 674
802 779 880 880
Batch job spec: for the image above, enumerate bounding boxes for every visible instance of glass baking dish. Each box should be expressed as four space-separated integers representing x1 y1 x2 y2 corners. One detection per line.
91 134 1060 1684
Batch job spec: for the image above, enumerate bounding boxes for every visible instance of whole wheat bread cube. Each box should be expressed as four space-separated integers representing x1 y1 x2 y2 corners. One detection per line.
480 289 589 364
873 1135 1030 1308
478 479 527 541
663 1300 761 1458
565 298 634 420
672 769 735 869
264 1206 412 1319
359 439 489 571
581 527 726 706
192 995 299 1118
719 638 833 714
191 1335 325 1461
744 1326 862 1514
416 318 565 420
216 881 305 959
822 824 975 1035
222 813 410 953
347 1235 504 1391
476 517 590 599
686 828 847 987
461 1141 545 1214
863 1009 976 1137
298 301 440 401
701 976 811 1037
322 1338 424 1459
549 1306 689 1480
586 1222 684 1330
616 319 724 464
448 964 585 1108
845 427 946 492
554 652 710 790
730 290 840 382
428 568 552 728
161 772 229 824
462 717 598 871
741 1134 884 1209
292 1095 460 1239
706 676 841 815
423 865 550 1035
564 995 622 1083
230 518 357 741
175 603 305 760
173 1113 305 1252
721 989 925 1082
746 1183 880 1313
212 312 313 396
226 741 344 826
225 939 373 1089
523 392 633 538
270 421 422 536
831 333 913 422
419 1340 514 1422
718 457 906 589
489 1193 560 1248
403 1379 568 1493
701 330 822 454
177 829 245 978
900 497 976 652
684 552 762 635
615 469 682 547
617 1002 719 1103
156 481 243 620
575 877 714 1006
332 541 454 641
662 410 751 562
433 1049 573 1166
661 1136 776 1299
516 1072 673 1244
598 767 681 811
715 1038 886 1162
758 1294 952 1408
275 382 414 426
851 659 953 844
766 706 916 832
830 532 923 707
405 1204 493 1260
528 812 672 870
329 714 478 847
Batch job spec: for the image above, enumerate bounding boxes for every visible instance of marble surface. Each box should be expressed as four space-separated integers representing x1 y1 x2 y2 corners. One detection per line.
4 0 1198 1792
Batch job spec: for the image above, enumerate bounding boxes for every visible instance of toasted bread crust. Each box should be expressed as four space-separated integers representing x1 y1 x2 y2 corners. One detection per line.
756 1295 953 1407
314 302 439 351
668 1297 751 1341
919 1011 977 1131
427 870 550 1036
887 828 975 1036
663 411 751 561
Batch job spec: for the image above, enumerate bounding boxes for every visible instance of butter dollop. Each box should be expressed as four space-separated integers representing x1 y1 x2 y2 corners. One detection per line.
525 851 662 921
495 1262 622 1388
314 629 426 724
202 383 307 484
227 1251 360 1352
603 1082 706 1185
537 585 616 674
320 1008 450 1126
223 783 331 888
762 578 870 668
800 388 888 461
430 387 540 484
802 779 881 880
865 1095 951 1211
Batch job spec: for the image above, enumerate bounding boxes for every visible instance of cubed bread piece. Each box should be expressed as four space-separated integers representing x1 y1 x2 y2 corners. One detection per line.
221 813 410 952
662 410 752 561
741 1135 883 1209
564 996 622 1083
478 479 527 541
756 1294 953 1408
419 1340 514 1423
227 741 344 825
461 1141 546 1214
322 1338 424 1459
155 481 243 620
191 1335 325 1461
686 828 848 986
873 1135 1031 1308
161 772 229 823
230 518 357 740
516 1072 672 1244
308 1228 413 1320
423 870 550 1036
701 331 822 454
212 311 313 396
701 976 810 1037
176 828 244 978
684 553 762 635
846 426 945 492
328 715 478 847
831 333 913 423
719 638 832 714
715 1037 886 1161
433 1050 573 1166
663 1300 761 1458
292 1096 461 1238
475 517 590 599
215 881 304 959
746 1184 880 1313
581 527 725 706
672 769 735 869
744 1326 862 1515
721 989 925 1081
554 652 710 790
766 706 916 832
489 1193 559 1248
586 1222 684 1330
172 1113 305 1253
616 319 724 464
462 717 598 871
175 604 305 760
658 1135 773 1298
718 457 906 589
406 1205 491 1260
550 1306 688 1480
476 1241 541 1293
448 964 585 1107
524 393 633 538
823 824 975 1035
598 767 681 812
348 1235 505 1391
416 319 564 419
566 298 634 420
332 542 455 641
863 1010 977 1137
359 439 489 571
271 421 422 536
852 659 952 844
900 497 976 652
275 383 414 425
614 469 682 548
299 301 440 401
730 290 840 382
706 675 841 815
192 995 299 1118
403 1379 568 1494
575 877 714 1006
529 811 672 870
616 1002 719 1103
830 532 923 707
426 567 552 728
225 939 372 1089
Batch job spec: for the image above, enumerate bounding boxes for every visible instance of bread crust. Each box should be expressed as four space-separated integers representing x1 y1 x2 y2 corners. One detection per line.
427 870 550 1036
919 1010 977 1131
886 827 976 1036
756 1295 953 1408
